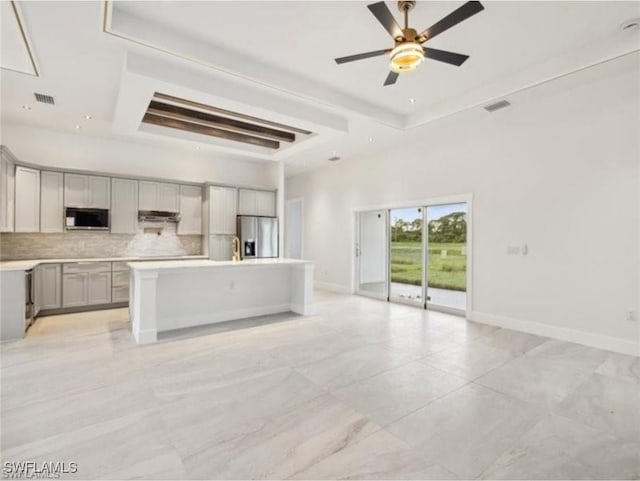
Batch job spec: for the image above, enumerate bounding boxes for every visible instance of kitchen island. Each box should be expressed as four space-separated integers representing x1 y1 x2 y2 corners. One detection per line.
128 258 314 344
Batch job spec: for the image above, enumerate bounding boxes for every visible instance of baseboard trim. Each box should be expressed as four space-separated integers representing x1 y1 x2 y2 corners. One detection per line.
315 281 352 294
471 311 640 357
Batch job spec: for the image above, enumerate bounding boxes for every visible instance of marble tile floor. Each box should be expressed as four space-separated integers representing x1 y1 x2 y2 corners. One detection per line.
1 290 638 480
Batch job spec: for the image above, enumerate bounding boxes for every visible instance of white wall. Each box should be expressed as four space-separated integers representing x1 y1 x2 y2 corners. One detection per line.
1 123 278 189
286 57 640 354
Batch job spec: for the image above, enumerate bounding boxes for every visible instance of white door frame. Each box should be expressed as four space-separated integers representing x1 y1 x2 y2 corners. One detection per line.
354 209 389 301
352 193 473 319
285 197 304 259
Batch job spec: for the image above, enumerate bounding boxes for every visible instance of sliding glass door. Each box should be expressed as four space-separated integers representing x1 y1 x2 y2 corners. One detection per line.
389 207 424 305
355 210 388 299
355 201 469 314
425 203 468 313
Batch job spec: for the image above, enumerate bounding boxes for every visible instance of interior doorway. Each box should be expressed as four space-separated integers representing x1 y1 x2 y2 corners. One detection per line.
285 198 303 259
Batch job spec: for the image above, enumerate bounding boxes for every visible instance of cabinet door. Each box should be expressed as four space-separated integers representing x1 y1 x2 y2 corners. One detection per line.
62 273 88 307
64 173 89 207
38 264 62 310
237 189 257 215
138 181 158 211
158 182 179 213
178 185 202 235
89 176 110 209
209 235 233 261
87 272 111 305
15 166 40 232
111 178 138 234
209 186 237 235
0 156 15 232
256 190 276 217
40 171 64 232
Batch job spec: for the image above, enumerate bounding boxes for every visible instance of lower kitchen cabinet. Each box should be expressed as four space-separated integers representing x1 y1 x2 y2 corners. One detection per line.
62 263 112 308
87 272 111 305
36 264 62 310
62 273 88 307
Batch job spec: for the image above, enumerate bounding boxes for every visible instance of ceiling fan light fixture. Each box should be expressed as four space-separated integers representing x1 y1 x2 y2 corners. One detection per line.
389 42 424 73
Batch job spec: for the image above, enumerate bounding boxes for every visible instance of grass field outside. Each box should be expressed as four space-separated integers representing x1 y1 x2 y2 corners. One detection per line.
391 241 466 291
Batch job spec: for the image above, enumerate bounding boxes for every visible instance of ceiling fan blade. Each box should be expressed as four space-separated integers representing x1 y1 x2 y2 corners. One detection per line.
367 2 403 39
335 49 389 64
423 47 469 66
419 1 484 40
384 71 399 86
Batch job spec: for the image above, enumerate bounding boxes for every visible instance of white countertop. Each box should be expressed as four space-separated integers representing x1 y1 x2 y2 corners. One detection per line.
128 258 313 271
0 255 208 272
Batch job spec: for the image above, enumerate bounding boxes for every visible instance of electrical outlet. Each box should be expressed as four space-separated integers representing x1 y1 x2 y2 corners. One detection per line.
626 309 636 322
506 245 521 255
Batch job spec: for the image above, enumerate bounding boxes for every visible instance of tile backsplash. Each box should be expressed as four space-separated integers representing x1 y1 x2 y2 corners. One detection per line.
0 222 202 260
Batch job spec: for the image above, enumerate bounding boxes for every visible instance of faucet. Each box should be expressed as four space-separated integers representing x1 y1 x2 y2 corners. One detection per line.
232 237 241 261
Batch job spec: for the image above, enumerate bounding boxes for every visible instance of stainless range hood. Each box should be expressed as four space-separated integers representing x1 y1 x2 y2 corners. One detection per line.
138 210 180 222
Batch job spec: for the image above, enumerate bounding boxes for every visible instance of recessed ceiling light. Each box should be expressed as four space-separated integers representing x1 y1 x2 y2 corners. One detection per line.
84 115 92 120
22 105 31 110
368 137 373 142
75 124 81 129
195 146 201 150
409 98 416 103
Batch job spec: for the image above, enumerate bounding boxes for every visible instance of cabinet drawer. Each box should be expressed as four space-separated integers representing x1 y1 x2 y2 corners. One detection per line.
112 270 129 288
63 262 111 274
112 286 129 303
111 261 129 272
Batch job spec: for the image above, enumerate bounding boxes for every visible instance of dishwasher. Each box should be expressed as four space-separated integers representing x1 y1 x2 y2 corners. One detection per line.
25 269 34 332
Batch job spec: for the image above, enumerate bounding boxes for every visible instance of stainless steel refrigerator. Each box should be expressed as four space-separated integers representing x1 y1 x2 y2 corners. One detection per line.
237 216 278 259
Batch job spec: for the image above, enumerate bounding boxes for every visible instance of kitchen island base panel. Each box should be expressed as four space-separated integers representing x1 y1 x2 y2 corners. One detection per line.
129 260 314 344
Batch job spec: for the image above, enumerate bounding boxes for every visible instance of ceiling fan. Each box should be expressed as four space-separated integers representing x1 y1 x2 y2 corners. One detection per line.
335 1 484 86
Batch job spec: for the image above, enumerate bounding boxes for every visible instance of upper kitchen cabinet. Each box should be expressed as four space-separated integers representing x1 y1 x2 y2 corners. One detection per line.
238 189 276 217
40 171 64 232
178 185 202 235
139 181 179 213
111 178 138 234
0 153 15 232
209 186 237 235
64 174 110 209
14 166 40 233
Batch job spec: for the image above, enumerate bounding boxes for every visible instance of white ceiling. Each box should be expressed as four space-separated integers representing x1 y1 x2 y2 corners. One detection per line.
1 1 639 175
1 1 38 76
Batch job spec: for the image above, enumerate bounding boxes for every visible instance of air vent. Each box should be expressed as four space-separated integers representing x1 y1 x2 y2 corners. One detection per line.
484 100 510 112
141 93 313 150
328 156 340 162
34 93 55 105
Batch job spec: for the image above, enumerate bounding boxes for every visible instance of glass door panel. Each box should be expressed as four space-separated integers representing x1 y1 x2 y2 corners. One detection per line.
356 210 388 299
389 207 424 304
426 203 468 312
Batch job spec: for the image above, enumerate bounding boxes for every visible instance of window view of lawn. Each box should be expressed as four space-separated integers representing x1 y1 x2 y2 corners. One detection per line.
391 241 466 291
390 205 467 292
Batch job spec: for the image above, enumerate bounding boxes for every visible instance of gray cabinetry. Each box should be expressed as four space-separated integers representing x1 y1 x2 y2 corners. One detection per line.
178 185 202 235
238 189 276 217
111 178 138 234
209 186 237 235
36 263 62 310
139 181 179 213
14 166 40 232
111 262 129 303
62 262 111 307
40 171 64 232
62 273 88 307
64 174 110 208
0 153 15 232
87 272 111 305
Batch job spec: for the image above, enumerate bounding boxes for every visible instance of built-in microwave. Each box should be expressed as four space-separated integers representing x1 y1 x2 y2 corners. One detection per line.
65 208 109 230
